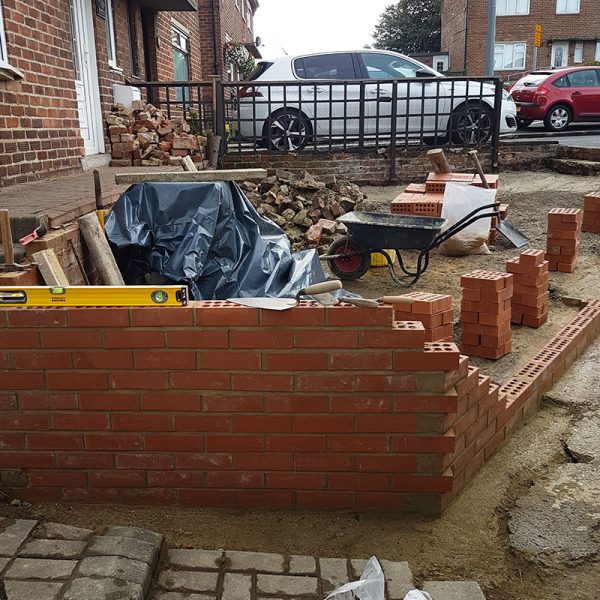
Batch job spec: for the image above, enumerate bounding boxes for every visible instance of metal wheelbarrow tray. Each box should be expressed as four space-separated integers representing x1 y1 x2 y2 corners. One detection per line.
324 203 500 286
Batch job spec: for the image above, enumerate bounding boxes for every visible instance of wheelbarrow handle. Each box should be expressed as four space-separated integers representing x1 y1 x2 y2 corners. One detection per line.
431 202 500 249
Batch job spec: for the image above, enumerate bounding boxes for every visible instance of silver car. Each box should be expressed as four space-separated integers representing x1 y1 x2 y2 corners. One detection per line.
233 50 518 151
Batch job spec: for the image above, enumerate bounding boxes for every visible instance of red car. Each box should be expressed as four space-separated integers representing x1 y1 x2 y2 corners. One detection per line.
509 66 600 131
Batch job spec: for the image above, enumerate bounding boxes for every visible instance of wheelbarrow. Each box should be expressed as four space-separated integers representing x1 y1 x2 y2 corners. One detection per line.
323 203 500 286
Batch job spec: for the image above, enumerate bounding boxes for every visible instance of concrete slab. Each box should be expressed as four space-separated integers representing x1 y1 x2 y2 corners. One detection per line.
256 574 319 596
0 520 38 557
61 577 144 600
77 556 151 591
4 558 77 580
167 548 223 570
18 539 86 560
158 570 219 594
423 581 486 599
225 550 285 573
32 522 93 541
565 417 600 464
87 535 159 567
3 580 64 600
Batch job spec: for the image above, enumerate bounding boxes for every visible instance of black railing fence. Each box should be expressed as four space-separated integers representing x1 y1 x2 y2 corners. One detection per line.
129 76 505 175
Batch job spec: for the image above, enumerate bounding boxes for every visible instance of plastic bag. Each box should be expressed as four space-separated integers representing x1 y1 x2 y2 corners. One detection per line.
325 557 384 600
403 591 433 600
438 182 496 256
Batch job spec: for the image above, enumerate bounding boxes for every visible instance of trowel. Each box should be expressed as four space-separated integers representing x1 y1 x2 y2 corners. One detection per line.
228 280 342 311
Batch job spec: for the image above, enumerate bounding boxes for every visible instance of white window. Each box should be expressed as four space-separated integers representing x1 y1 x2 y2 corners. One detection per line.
574 41 583 63
0 0 9 67
494 42 527 70
556 0 580 14
105 0 118 69
596 41 600 61
497 0 529 16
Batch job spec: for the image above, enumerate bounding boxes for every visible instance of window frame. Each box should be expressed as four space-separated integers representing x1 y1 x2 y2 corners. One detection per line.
497 0 530 16
0 0 10 68
556 0 580 14
494 42 527 71
567 69 600 88
596 41 600 62
171 21 191 101
293 53 358 81
574 41 583 64
105 0 119 70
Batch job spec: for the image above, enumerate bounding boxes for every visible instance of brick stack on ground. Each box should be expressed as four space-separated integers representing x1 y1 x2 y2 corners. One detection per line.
546 208 583 273
389 292 454 342
507 250 549 328
582 192 600 233
460 270 514 360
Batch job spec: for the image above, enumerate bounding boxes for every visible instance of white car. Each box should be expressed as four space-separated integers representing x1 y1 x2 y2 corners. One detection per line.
233 50 518 151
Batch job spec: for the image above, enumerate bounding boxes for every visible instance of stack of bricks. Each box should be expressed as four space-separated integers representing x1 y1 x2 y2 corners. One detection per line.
506 249 549 328
582 192 600 233
390 191 443 217
488 203 509 245
460 270 514 360
389 292 454 342
546 208 583 273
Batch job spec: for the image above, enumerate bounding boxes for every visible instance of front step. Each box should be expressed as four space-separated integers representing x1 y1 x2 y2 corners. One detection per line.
548 158 600 176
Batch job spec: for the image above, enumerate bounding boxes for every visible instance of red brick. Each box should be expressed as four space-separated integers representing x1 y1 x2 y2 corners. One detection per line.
0 331 40 348
393 393 458 413
263 352 328 371
173 415 230 432
203 395 263 412
326 305 393 327
328 435 389 452
27 433 83 450
234 453 293 471
355 415 417 433
231 415 290 433
297 374 354 392
80 392 139 411
68 308 130 327
391 473 453 492
266 435 325 453
176 454 233 470
200 351 260 371
73 351 133 370
265 396 329 413
104 330 165 349
355 455 417 473
360 326 426 349
207 471 264 489
85 433 143 451
12 351 72 370
111 414 172 432
1 371 45 390
0 414 50 432
295 329 359 349
171 372 230 391
262 306 325 327
53 414 109 431
267 472 326 490
147 471 204 488
56 453 114 469
89 471 145 487
291 415 353 433
330 472 389 491
194 303 259 326
110 371 169 391
130 307 194 327
230 329 293 349
207 434 265 452
330 351 392 371
165 329 227 349
134 351 196 370
29 470 87 488
392 433 455 453
294 454 354 472
0 451 54 468
144 434 204 452
6 309 67 328
41 330 102 348
355 374 417 392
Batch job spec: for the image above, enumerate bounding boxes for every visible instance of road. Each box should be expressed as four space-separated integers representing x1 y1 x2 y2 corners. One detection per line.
503 122 600 149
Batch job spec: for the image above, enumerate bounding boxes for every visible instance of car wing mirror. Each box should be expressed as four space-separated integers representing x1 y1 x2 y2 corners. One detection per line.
415 69 433 78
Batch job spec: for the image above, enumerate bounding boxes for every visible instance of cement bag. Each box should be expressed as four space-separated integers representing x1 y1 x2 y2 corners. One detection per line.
325 557 384 600
438 182 496 256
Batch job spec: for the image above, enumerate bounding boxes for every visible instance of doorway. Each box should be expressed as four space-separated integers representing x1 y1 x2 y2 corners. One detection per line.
68 0 104 156
551 42 569 68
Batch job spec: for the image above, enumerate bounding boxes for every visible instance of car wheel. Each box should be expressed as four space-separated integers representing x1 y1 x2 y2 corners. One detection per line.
516 118 533 129
544 104 571 132
264 110 312 152
450 102 494 144
327 236 370 281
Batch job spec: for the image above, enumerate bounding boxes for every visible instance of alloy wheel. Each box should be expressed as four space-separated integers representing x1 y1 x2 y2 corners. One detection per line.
455 106 493 144
267 112 309 151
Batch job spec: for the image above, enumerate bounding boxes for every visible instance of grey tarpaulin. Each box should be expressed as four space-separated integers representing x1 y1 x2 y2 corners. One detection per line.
104 181 332 300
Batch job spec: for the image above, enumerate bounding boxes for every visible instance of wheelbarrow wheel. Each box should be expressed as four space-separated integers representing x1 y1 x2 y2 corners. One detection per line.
327 236 370 281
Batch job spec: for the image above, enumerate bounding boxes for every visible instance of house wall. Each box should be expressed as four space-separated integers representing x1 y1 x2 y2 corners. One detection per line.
442 0 600 76
0 0 84 188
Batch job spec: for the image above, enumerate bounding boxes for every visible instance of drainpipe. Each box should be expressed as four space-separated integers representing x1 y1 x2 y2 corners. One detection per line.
211 0 219 76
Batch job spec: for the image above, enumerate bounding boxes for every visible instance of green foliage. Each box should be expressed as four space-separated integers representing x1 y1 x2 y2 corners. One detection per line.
373 0 442 55
188 111 203 136
224 41 256 80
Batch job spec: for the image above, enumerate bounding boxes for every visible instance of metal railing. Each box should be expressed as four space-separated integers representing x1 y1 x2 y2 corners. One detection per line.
128 76 505 175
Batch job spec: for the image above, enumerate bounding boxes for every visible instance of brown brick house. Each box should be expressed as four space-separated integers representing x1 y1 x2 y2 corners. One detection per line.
441 0 600 77
0 0 258 188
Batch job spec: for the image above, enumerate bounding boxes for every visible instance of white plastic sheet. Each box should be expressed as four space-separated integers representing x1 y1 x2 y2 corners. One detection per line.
403 591 434 600
439 182 497 256
325 557 385 600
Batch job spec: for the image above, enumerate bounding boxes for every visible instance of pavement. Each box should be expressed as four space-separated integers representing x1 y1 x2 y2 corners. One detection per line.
504 122 600 149
508 337 600 568
0 518 487 600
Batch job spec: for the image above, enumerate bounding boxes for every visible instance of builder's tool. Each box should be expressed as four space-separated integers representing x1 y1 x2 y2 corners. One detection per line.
467 150 489 189
0 209 27 272
18 224 47 246
228 280 342 311
0 285 189 307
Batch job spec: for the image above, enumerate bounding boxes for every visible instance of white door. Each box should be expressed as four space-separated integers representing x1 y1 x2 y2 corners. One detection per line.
551 42 569 68
68 0 104 155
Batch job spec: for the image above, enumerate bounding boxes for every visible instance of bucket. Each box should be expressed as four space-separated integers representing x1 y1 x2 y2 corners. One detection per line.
370 250 397 267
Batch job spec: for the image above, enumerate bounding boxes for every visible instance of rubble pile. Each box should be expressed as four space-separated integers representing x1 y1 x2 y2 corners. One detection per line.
106 101 207 168
240 170 365 251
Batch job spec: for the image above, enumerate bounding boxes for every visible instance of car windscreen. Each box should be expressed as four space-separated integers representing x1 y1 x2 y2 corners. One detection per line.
514 73 551 87
248 62 274 81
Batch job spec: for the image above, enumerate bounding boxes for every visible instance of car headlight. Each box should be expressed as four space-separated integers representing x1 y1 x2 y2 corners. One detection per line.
502 89 511 101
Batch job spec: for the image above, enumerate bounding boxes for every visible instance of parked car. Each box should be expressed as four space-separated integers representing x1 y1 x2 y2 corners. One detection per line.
232 50 518 151
509 66 600 131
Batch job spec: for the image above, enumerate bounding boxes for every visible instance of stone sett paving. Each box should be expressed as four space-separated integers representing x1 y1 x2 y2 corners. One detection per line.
0 519 486 600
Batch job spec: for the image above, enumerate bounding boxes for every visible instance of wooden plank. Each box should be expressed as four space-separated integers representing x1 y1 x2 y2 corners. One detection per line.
0 209 14 265
114 169 267 185
31 249 70 286
78 213 125 286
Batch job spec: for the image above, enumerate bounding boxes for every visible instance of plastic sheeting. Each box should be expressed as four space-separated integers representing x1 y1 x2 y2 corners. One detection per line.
105 181 331 300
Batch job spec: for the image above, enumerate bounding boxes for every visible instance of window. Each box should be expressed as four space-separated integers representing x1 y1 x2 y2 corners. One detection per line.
494 43 526 70
246 1 253 32
0 0 8 67
574 41 583 64
553 75 570 88
497 0 529 15
171 23 190 101
105 0 118 69
596 41 600 61
567 69 600 88
294 53 356 80
360 52 426 79
556 0 580 13
126 0 139 76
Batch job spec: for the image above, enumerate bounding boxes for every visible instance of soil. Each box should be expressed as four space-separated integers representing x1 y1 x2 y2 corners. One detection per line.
3 171 600 600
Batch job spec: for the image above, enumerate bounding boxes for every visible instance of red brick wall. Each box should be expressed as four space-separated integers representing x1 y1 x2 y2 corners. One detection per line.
442 0 600 76
2 299 599 513
0 0 83 187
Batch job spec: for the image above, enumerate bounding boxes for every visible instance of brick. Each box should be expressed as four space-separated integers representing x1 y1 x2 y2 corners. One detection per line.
130 307 194 327
52 414 109 431
194 303 259 326
134 351 196 370
330 396 391 413
112 414 173 432
207 434 265 452
144 434 203 452
265 395 329 413
85 434 143 451
232 373 292 392
266 435 325 453
291 415 353 433
6 309 67 328
201 351 260 371
72 351 133 370
171 372 230 390
295 329 359 348
294 453 354 472
0 330 40 349
264 352 328 371
142 392 201 412
27 433 83 450
173 415 229 432
110 371 169 391
12 351 72 370
355 415 417 432
165 329 227 349
326 305 393 327
56 453 114 469
80 392 139 411
41 330 101 348
230 330 293 349
68 308 130 327
89 471 145 488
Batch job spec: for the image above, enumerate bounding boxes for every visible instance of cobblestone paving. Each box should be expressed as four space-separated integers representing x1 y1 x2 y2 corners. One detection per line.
0 519 486 600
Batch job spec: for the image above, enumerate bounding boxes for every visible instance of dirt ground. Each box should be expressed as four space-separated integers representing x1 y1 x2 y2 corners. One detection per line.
3 171 600 600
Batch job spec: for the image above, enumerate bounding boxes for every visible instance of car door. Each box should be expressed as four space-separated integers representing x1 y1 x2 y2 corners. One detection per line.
358 52 448 143
293 53 361 141
566 69 600 119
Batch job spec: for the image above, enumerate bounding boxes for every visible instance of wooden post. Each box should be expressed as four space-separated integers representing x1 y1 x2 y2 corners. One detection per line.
0 209 14 266
427 149 452 174
114 169 267 185
31 250 70 286
78 213 125 286
93 170 103 209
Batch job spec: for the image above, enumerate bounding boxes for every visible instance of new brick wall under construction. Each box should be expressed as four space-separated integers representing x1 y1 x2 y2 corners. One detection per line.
1 300 599 515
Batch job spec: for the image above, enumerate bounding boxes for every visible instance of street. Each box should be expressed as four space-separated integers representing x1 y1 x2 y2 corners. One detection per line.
504 122 600 148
